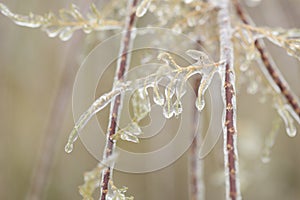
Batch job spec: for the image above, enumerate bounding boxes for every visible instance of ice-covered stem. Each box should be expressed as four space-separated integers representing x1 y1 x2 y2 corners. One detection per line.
215 0 241 199
232 0 300 120
99 0 138 199
27 36 83 200
189 78 205 200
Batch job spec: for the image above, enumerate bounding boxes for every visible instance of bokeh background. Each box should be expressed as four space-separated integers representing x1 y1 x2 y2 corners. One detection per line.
0 0 300 199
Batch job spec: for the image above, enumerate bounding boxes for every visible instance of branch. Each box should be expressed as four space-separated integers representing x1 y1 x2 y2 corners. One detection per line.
215 1 241 199
189 78 205 200
232 0 300 120
99 0 138 199
0 3 121 41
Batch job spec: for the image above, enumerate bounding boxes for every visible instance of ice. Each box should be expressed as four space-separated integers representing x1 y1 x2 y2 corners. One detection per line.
136 0 152 17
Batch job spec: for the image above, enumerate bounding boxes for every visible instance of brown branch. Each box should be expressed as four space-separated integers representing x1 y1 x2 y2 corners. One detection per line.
233 0 300 119
99 0 138 199
215 1 241 199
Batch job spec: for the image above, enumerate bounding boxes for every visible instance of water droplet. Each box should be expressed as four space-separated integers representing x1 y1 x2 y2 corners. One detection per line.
65 143 74 153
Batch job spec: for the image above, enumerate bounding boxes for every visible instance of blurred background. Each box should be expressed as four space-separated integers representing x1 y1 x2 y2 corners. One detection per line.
0 0 300 199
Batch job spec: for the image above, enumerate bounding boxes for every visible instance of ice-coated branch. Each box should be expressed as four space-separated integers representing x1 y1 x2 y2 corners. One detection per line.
215 0 241 199
0 3 121 41
100 0 138 199
232 0 300 122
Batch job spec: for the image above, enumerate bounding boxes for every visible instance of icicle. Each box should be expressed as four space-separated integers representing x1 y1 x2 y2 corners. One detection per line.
163 96 174 119
196 72 216 111
59 27 74 41
153 84 165 106
173 99 183 116
136 0 152 17
261 118 280 163
65 84 127 153
275 102 297 137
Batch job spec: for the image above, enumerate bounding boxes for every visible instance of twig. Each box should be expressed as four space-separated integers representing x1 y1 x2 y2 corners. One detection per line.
26 34 83 200
215 1 241 199
232 0 300 119
189 78 205 200
99 0 138 199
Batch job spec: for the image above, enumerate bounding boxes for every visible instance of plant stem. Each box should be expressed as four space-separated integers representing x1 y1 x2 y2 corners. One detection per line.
99 0 138 199
233 0 300 120
189 78 205 200
26 34 83 200
216 1 241 199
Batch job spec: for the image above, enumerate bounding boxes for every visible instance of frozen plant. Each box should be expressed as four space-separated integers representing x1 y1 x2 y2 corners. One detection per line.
1 0 300 200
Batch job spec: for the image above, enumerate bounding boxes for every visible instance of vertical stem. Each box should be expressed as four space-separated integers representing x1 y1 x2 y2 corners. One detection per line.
99 1 138 199
26 35 83 200
232 0 300 120
216 1 241 199
189 78 205 200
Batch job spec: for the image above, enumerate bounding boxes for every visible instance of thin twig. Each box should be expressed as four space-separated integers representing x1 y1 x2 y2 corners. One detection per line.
189 78 205 200
233 0 300 119
99 0 138 199
26 34 83 200
216 1 241 199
